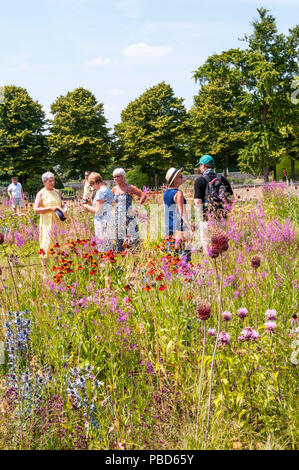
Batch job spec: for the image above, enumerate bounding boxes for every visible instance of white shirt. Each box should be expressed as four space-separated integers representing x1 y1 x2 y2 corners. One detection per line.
8 182 22 199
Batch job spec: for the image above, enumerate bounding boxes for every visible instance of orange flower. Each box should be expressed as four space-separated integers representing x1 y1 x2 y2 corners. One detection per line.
143 284 152 291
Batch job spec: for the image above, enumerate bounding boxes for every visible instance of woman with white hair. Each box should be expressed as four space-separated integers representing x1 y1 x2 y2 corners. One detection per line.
112 168 146 253
34 171 66 259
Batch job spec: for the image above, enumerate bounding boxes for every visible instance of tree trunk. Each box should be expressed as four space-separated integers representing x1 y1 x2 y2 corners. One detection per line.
223 168 228 178
291 159 295 181
147 173 151 188
154 173 158 188
263 166 269 183
273 166 276 181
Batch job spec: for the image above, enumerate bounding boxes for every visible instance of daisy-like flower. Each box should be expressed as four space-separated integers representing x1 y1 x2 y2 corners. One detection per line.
237 308 248 320
290 313 298 326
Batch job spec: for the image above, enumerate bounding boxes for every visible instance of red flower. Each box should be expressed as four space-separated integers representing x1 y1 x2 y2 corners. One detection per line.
158 285 167 291
124 285 131 291
90 270 97 275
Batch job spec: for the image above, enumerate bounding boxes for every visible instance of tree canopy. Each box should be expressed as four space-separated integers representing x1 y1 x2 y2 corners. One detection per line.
48 87 112 179
114 82 190 185
0 85 48 183
192 8 299 181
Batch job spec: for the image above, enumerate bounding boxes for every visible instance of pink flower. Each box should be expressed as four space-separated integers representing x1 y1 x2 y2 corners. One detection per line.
290 314 298 326
265 320 277 332
222 311 232 321
207 328 217 337
237 308 248 320
265 309 277 320
218 331 230 346
238 326 259 342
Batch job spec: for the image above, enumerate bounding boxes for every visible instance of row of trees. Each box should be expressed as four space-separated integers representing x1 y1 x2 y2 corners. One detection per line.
0 8 298 186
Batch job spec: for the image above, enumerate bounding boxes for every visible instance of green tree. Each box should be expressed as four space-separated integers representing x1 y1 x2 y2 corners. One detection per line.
0 85 48 184
193 8 299 182
189 79 249 174
48 87 112 179
114 82 189 186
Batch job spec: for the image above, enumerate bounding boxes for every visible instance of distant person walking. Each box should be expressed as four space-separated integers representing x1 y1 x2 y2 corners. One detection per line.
82 172 113 252
112 168 146 253
82 171 94 204
282 168 288 183
7 177 24 213
34 172 67 264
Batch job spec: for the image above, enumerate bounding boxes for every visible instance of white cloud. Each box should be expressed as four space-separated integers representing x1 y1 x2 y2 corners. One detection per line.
85 56 115 66
123 42 172 58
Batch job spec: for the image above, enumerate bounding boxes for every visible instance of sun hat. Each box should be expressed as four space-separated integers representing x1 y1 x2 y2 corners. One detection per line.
195 155 215 167
165 168 183 187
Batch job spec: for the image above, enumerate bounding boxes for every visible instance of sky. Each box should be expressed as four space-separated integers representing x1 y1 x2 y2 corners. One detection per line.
0 0 298 128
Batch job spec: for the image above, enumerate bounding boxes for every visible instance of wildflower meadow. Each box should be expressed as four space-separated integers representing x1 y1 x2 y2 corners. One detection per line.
0 181 298 450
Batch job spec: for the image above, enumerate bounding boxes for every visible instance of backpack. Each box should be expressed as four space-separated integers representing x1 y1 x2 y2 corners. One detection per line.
203 175 229 217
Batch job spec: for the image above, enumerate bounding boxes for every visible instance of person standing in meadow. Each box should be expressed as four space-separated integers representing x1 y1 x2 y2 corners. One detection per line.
164 167 195 262
82 172 113 252
34 172 67 265
194 155 233 250
82 171 94 204
112 168 146 253
7 176 24 213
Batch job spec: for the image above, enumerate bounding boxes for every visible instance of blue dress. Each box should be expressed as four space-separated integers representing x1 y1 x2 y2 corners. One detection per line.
163 188 186 236
163 188 191 262
114 185 139 253
93 186 113 252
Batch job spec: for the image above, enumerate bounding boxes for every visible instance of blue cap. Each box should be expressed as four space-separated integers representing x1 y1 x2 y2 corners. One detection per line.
195 155 215 167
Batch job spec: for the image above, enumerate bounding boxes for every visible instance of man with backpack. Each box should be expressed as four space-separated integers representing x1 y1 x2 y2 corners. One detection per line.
194 155 233 249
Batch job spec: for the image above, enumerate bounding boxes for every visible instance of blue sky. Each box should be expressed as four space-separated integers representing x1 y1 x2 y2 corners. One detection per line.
0 0 298 127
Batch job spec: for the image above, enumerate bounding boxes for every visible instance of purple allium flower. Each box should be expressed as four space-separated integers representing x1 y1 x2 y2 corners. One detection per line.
265 309 277 320
238 326 259 342
218 331 230 346
237 308 248 320
207 328 217 337
265 320 277 332
251 256 261 269
196 299 211 321
222 311 232 321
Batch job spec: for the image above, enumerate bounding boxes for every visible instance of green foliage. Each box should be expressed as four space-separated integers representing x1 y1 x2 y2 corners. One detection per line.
189 79 248 171
126 166 149 189
114 82 190 185
48 87 112 179
192 8 299 181
0 85 48 184
24 172 64 194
